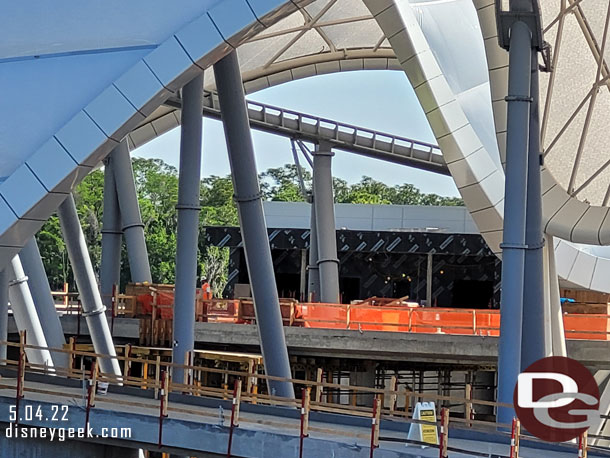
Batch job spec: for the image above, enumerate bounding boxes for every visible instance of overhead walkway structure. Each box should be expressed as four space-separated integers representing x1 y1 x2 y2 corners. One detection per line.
130 93 448 175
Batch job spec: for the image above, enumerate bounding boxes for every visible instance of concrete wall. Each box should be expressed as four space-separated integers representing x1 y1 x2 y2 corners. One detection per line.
262 202 478 234
0 427 139 458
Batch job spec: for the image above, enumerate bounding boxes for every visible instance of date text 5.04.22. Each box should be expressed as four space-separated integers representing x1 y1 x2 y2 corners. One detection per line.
9 405 69 422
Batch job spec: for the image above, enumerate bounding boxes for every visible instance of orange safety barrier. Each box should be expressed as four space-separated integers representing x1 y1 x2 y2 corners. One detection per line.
296 303 605 340
139 292 174 319
563 313 610 341
121 289 610 341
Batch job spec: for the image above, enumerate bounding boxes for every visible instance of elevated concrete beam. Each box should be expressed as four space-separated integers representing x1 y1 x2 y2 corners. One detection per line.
50 317 610 370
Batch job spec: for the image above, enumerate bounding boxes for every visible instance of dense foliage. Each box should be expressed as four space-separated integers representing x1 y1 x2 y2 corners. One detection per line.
38 158 462 293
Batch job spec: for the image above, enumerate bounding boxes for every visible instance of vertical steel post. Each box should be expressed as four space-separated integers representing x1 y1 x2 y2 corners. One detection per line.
20 238 68 368
7 256 54 367
57 194 122 378
307 193 320 301
112 140 152 283
214 51 294 399
497 19 532 425
313 142 340 304
299 387 310 458
521 51 546 369
172 73 204 384
0 269 8 365
369 396 381 458
426 253 433 306
299 249 307 302
100 155 123 312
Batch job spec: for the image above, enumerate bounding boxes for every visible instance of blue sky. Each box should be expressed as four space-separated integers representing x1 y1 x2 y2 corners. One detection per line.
133 70 460 197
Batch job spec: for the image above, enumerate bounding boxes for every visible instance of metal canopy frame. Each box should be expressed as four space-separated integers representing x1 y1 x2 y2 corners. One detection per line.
159 94 448 175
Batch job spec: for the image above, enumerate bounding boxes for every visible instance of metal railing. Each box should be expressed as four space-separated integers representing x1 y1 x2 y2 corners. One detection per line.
159 93 449 175
0 338 604 457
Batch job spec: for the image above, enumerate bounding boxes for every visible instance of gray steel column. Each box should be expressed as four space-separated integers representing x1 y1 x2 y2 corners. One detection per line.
20 238 68 368
307 194 320 301
100 155 123 311
112 140 152 283
426 253 433 307
172 73 204 384
299 249 307 302
7 255 54 368
0 269 8 364
313 143 340 304
521 51 546 370
214 51 294 398
497 20 532 425
58 194 122 378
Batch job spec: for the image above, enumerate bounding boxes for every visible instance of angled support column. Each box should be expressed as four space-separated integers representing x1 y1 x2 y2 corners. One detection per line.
58 194 122 378
0 269 8 365
7 255 54 368
496 19 532 424
542 236 553 356
101 155 123 311
313 142 340 304
307 193 320 302
214 51 294 398
20 238 68 368
172 73 204 384
521 51 546 369
546 235 566 357
112 140 152 283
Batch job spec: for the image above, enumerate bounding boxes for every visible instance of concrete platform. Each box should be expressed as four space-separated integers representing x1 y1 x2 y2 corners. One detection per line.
0 372 606 458
11 316 607 369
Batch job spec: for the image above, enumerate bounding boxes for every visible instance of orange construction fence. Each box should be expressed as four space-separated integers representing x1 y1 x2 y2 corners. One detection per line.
296 303 610 341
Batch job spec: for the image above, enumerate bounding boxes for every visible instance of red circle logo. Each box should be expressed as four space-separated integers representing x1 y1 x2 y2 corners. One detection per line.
514 356 600 442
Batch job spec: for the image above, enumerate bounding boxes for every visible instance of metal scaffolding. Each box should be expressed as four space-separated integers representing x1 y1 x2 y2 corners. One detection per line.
214 50 294 399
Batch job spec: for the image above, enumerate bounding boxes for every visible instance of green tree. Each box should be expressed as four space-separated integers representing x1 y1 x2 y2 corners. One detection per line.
200 175 238 226
36 160 462 293
260 165 310 202
200 246 230 298
130 158 179 284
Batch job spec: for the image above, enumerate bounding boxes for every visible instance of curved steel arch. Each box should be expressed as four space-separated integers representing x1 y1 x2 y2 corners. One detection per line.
1 0 610 293
0 0 297 264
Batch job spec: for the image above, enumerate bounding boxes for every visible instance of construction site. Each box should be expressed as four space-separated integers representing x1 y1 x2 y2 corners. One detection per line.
3 0 610 457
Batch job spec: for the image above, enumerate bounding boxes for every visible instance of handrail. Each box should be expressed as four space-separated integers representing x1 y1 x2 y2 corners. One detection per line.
0 338 603 456
160 93 449 175
0 339 508 411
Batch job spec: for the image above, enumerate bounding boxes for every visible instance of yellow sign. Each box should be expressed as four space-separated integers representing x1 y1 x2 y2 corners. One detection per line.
408 402 438 446
419 409 438 445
